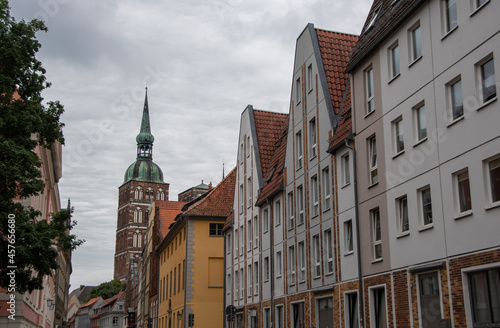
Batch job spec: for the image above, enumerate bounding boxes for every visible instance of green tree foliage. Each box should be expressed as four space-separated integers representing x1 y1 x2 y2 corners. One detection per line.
84 280 127 303
0 0 84 293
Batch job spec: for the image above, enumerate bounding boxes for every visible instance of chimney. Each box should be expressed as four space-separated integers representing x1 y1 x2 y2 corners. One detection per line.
208 182 213 190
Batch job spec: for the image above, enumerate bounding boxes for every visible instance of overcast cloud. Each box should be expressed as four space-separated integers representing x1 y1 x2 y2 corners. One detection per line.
10 0 371 292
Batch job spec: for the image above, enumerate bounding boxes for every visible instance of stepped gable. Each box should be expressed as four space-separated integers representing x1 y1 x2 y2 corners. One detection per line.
256 118 289 205
316 28 358 114
253 110 289 178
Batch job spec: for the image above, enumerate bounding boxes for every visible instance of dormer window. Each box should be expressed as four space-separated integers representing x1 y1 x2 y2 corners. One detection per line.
365 3 382 33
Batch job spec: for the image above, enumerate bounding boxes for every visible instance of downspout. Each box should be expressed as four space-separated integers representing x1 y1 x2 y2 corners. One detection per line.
344 138 364 328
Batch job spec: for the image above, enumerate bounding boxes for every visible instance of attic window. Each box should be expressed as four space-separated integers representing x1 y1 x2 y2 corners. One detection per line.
365 3 383 33
266 166 277 182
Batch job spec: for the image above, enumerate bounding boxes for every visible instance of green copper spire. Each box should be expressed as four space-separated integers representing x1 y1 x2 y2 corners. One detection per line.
136 88 155 160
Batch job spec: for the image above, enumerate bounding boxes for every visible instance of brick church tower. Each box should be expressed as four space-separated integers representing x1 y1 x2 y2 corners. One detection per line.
114 90 169 285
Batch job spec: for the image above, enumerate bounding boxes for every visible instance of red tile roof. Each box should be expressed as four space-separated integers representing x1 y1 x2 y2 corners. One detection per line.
182 167 236 217
222 210 234 232
328 104 352 152
347 0 425 72
80 297 101 308
156 201 186 238
256 118 289 205
316 29 358 114
253 110 289 178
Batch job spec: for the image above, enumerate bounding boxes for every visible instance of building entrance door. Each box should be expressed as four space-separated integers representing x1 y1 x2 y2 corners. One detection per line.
419 272 442 328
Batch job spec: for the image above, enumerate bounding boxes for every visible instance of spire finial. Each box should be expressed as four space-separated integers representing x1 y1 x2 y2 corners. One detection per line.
136 89 154 160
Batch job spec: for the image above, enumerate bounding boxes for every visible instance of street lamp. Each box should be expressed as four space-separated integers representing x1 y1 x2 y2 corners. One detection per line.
177 313 182 321
47 299 54 310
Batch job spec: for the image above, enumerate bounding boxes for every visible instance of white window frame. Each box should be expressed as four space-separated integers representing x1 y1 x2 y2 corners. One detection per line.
309 117 317 159
275 199 281 226
419 186 433 227
442 0 458 35
263 208 269 233
448 77 463 122
253 215 259 249
275 305 284 328
341 153 351 187
276 251 282 277
368 135 378 185
365 67 375 114
311 175 319 217
289 246 296 285
296 77 302 104
239 184 244 213
369 285 388 328
298 241 306 282
287 191 295 230
227 233 232 255
234 270 239 301
247 264 252 297
409 22 422 63
234 228 239 258
389 41 400 80
344 220 354 255
476 55 496 105
322 167 331 211
263 307 271 328
296 131 303 169
471 0 489 14
297 185 304 225
239 268 244 299
485 156 500 206
397 195 410 235
247 219 252 251
307 64 314 92
413 102 427 143
239 226 244 256
344 291 359 328
372 208 382 261
264 256 270 282
454 168 472 216
324 229 334 274
393 116 404 155
247 177 252 208
254 261 259 296
313 234 321 278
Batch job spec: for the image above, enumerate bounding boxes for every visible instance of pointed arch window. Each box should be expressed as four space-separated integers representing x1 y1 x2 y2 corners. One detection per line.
135 187 143 200
146 187 154 201
134 207 143 223
157 188 165 201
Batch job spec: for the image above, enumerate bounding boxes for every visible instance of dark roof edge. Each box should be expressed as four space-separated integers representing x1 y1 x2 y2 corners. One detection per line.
248 105 265 188
346 0 427 73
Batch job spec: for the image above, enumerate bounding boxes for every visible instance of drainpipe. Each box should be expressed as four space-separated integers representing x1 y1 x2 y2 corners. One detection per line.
344 138 364 328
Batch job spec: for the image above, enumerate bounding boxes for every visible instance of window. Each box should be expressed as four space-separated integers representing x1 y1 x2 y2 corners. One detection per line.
264 308 271 328
449 78 463 121
311 175 319 216
310 118 317 158
365 4 382 32
393 117 404 154
323 167 332 210
247 135 251 157
247 264 253 297
146 187 153 201
307 64 314 92
173 267 177 295
313 235 321 278
263 208 269 233
288 191 295 229
254 262 259 295
247 177 252 207
366 67 375 114
264 257 270 282
468 268 500 326
239 227 244 256
227 233 232 254
344 220 354 254
247 220 252 250
345 292 359 328
409 23 422 62
420 187 433 226
276 305 284 328
479 57 496 103
292 302 305 328
297 185 304 225
178 263 181 292
474 0 489 11
253 216 259 248
113 317 119 325
389 42 400 79
134 207 142 223
370 287 387 328
397 196 409 234
414 103 427 142
134 187 143 200
276 251 282 277
455 169 472 214
372 208 382 260
157 188 165 200
368 136 378 185
325 229 334 274
289 246 296 285
275 200 281 226
240 143 244 163
209 223 224 236
296 77 302 104
296 131 303 169
239 184 244 213
298 241 306 282
442 0 458 34
342 154 351 186
235 228 239 257
240 268 244 299
488 157 500 204
234 270 239 300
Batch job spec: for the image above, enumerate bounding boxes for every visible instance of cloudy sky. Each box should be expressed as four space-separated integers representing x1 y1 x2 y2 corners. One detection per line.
10 0 371 292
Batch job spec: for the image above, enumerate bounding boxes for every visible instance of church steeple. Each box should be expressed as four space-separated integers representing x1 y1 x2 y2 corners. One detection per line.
136 88 155 160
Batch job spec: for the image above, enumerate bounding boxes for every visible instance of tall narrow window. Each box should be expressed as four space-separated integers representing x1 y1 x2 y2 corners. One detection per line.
393 117 404 154
414 103 427 142
450 78 463 121
239 184 244 213
247 219 252 250
310 118 317 158
288 191 295 229
298 241 306 282
325 229 334 274
369 136 378 185
247 177 252 208
234 270 239 301
307 64 313 92
276 251 282 277
239 227 244 256
346 292 359 328
247 264 252 297
323 167 331 210
313 235 321 278
264 308 271 328
372 208 382 260
371 287 387 328
296 77 302 104
235 228 239 257
275 199 281 226
344 220 354 254
488 157 500 204
398 196 409 234
240 268 244 299
468 268 500 326
296 131 303 169
263 208 269 233
421 187 433 226
311 175 319 216
289 246 296 285
366 68 375 114
443 0 457 33
264 257 270 282
253 215 258 248
254 262 259 295
276 306 284 328
297 185 304 225
389 42 400 78
410 24 422 62
342 154 351 186
480 57 496 103
456 170 472 213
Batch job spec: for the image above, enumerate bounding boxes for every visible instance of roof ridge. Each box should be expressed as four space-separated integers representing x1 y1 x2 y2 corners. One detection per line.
315 27 360 38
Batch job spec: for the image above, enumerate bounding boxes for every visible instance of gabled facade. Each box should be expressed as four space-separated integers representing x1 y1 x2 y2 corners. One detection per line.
347 0 500 327
75 297 103 328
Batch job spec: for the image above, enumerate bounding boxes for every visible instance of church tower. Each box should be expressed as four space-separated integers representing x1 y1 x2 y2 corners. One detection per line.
114 89 169 284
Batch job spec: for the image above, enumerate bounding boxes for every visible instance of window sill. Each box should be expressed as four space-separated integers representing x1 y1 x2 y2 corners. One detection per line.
446 114 464 128
396 231 410 239
344 251 354 257
485 201 500 211
413 137 428 148
454 210 472 220
325 272 334 276
368 181 379 189
441 25 458 41
477 97 497 112
323 207 332 213
276 275 282 279
408 55 422 68
470 0 489 17
364 109 375 119
263 230 269 234
297 221 304 227
388 73 401 84
310 154 317 161
392 150 405 160
308 88 313 94
418 224 434 232
313 275 321 280
372 258 383 264
341 182 351 189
